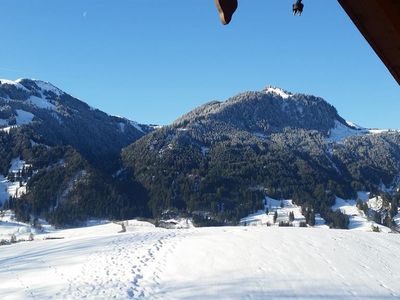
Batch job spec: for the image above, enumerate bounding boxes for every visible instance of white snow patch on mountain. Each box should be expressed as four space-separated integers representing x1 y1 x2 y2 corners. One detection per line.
0 175 25 203
201 146 209 156
0 157 31 204
113 115 144 133
130 121 144 133
35 80 63 95
332 197 390 232
252 132 267 139
118 122 126 133
28 95 56 110
0 222 400 299
10 157 31 174
10 158 25 174
0 110 34 132
30 139 38 147
327 120 399 142
15 109 34 125
29 139 51 149
0 79 29 92
0 126 16 133
369 129 391 134
265 86 292 99
0 176 10 204
16 79 64 97
327 120 365 142
345 120 363 129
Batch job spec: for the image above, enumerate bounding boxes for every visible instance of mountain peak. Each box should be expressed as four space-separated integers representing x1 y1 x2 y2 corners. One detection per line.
174 86 346 137
16 78 64 96
0 78 29 92
263 86 293 99
0 78 65 99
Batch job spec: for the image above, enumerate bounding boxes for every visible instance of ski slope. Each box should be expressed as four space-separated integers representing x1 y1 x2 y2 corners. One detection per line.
1 221 400 299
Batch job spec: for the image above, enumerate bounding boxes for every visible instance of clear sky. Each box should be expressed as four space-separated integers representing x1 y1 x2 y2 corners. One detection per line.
0 0 399 128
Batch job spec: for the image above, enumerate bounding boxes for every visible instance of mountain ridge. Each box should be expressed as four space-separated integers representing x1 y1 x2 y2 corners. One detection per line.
123 86 400 227
1 78 399 228
0 78 151 225
0 78 152 169
173 86 350 138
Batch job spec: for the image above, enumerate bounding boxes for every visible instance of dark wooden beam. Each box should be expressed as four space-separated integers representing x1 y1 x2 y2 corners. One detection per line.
338 0 400 85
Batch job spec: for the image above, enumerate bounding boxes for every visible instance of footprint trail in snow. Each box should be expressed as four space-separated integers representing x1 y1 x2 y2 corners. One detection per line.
64 227 186 299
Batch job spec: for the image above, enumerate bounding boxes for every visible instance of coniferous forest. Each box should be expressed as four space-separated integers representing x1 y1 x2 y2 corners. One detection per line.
1 81 400 229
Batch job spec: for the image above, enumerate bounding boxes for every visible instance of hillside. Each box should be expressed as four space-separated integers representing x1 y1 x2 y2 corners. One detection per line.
0 78 150 169
123 86 400 227
1 80 399 228
0 221 399 299
0 79 151 225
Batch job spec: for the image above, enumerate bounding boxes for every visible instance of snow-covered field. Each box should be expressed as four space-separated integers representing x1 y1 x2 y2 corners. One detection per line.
332 196 392 233
0 189 398 299
1 220 400 300
241 194 399 233
240 197 328 228
0 211 38 242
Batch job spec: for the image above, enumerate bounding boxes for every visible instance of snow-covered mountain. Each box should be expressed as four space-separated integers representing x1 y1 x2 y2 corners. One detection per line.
173 86 355 137
123 86 400 228
0 78 151 167
0 78 151 225
173 86 398 143
1 83 399 300
1 80 399 229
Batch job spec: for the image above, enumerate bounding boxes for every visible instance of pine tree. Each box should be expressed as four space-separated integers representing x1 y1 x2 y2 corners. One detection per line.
309 211 316 226
273 211 278 223
289 211 295 222
390 198 398 218
10 234 17 244
373 211 382 224
299 221 307 227
383 214 392 228
303 208 310 224
371 224 380 232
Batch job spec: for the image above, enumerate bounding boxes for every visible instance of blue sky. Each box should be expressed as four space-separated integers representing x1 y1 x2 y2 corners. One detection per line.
0 0 399 128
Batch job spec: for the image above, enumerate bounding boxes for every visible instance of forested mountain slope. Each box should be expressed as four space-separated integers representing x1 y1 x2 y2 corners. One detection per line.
123 87 400 226
0 79 150 225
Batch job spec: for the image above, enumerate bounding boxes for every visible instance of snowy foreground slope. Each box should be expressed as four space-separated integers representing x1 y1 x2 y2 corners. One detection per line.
1 222 400 300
